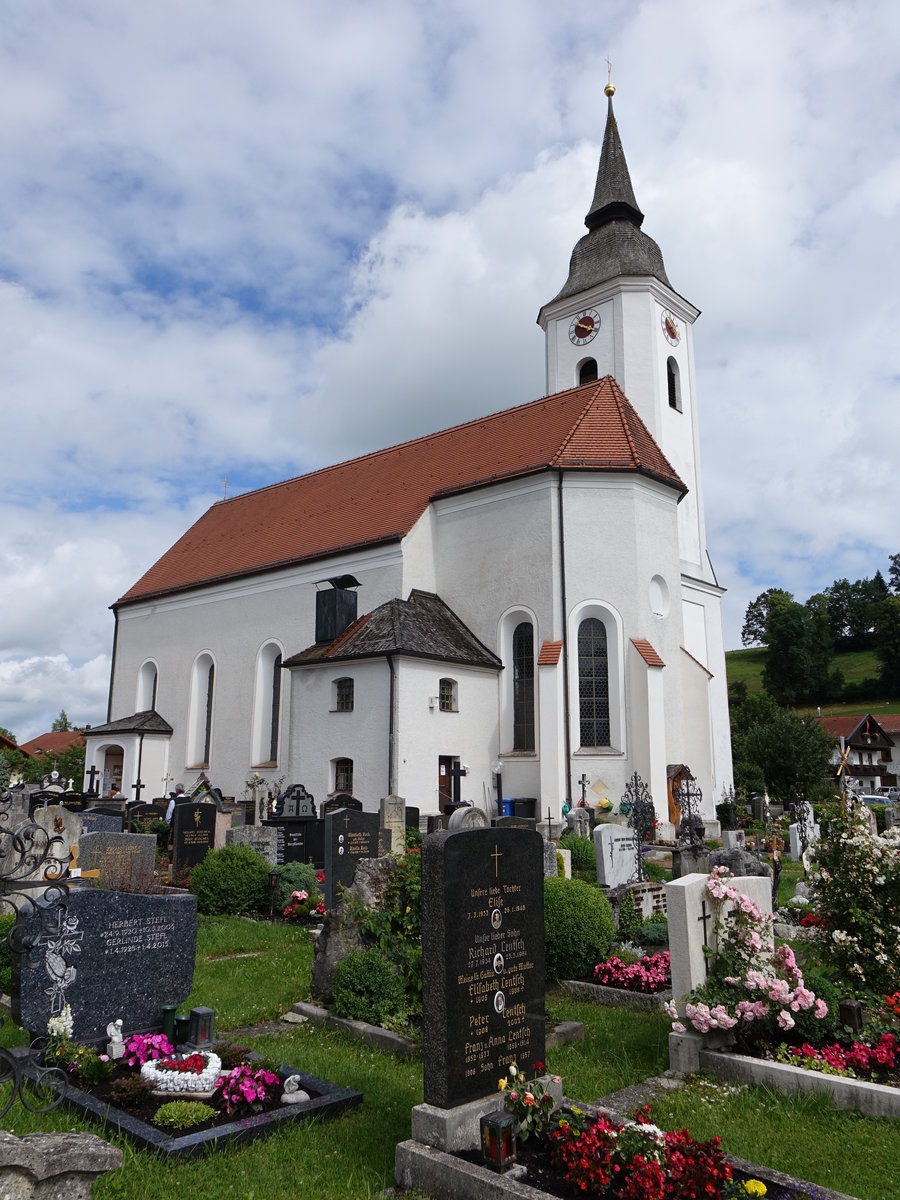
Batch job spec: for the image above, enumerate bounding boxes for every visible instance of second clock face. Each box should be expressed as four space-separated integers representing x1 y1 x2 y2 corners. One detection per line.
661 310 680 346
569 309 601 345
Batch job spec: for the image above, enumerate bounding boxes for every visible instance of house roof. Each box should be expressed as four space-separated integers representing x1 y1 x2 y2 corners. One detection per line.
631 638 665 668
813 713 894 746
283 590 502 671
84 711 174 738
118 375 685 606
18 730 85 757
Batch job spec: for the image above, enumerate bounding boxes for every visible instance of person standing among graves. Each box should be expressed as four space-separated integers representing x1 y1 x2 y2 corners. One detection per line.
109 783 124 800
166 783 186 823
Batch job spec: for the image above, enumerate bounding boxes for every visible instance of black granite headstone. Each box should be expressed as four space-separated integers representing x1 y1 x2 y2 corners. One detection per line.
405 806 420 831
128 803 168 833
80 809 125 835
171 803 217 877
321 794 362 815
324 809 390 910
262 819 311 866
421 826 545 1108
275 783 317 819
12 888 198 1040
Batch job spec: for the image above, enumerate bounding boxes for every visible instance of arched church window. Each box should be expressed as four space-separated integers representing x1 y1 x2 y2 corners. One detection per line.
188 653 215 768
578 618 610 747
512 622 535 751
251 642 283 767
667 357 682 412
136 660 158 712
579 358 598 385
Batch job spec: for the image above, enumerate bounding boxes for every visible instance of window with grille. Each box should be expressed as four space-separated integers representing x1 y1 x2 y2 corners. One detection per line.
512 622 535 751
334 758 353 793
335 677 354 712
579 358 598 385
578 617 610 747
439 678 457 712
667 357 682 411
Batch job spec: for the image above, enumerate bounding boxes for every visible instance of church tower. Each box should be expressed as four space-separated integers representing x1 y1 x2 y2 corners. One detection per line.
537 83 714 591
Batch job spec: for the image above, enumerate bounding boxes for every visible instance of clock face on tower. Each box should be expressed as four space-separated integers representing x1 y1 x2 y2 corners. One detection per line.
661 310 680 346
569 309 601 346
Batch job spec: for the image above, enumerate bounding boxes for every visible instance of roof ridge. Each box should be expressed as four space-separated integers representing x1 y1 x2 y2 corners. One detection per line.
610 378 641 465
549 380 607 467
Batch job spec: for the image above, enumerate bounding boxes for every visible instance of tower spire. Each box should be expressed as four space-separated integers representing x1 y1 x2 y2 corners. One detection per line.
584 80 644 232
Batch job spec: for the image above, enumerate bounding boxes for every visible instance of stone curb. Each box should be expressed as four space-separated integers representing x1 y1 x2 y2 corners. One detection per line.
288 1002 420 1058
559 979 672 1011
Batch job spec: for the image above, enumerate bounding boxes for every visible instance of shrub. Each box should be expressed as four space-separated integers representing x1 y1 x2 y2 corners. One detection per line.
543 876 614 982
272 861 320 909
358 848 423 1014
188 845 271 916
109 1073 156 1109
558 833 594 872
332 947 405 1025
0 912 15 994
616 891 643 942
153 1100 216 1130
641 913 668 946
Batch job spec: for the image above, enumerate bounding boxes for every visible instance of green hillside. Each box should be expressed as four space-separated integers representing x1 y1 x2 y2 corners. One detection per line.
724 646 900 716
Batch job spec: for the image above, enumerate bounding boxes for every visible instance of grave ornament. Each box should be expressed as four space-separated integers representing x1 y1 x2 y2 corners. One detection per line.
623 772 656 883
675 772 705 846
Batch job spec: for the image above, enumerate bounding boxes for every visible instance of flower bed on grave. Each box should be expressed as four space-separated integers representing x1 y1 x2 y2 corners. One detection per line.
36 1019 361 1156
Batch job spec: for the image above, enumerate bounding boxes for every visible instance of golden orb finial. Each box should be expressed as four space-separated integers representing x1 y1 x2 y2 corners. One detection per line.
604 82 616 98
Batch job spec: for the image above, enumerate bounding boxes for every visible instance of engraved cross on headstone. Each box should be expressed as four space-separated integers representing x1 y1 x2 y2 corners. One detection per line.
697 898 713 977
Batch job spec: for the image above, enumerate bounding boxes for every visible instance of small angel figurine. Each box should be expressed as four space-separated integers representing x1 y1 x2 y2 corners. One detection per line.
281 1074 310 1105
106 1018 124 1059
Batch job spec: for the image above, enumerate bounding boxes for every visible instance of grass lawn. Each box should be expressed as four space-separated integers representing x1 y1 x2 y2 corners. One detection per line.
725 645 900 715
2 915 898 1199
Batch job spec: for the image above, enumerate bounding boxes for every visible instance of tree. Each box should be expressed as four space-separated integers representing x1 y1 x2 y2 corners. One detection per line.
730 691 833 802
874 595 900 693
51 710 72 732
889 553 900 595
741 588 793 647
0 727 15 743
761 592 836 706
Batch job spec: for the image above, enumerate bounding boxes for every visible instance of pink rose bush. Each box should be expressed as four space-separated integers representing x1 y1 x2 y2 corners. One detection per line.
593 952 671 994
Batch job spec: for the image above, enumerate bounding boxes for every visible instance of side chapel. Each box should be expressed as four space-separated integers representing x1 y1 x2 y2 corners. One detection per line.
84 85 733 822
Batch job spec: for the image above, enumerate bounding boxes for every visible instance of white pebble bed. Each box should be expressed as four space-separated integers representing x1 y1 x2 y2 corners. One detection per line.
140 1052 222 1093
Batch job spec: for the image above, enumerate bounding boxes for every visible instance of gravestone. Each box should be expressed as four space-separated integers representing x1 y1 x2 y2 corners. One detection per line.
593 824 639 889
421 826 545 1108
885 807 896 830
214 808 233 849
722 829 746 851
565 808 591 838
789 814 820 862
628 879 668 920
665 872 772 1002
31 806 82 875
493 815 535 829
127 803 167 833
78 832 157 889
171 804 216 878
12 888 197 1040
262 819 314 866
542 840 558 877
405 806 420 832
276 783 317 819
381 794 407 851
426 814 449 834
670 844 710 879
226 824 279 866
321 794 362 815
447 806 489 831
324 809 390 911
81 808 125 835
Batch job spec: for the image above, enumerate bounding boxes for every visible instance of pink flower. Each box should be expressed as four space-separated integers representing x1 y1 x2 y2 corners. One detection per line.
777 1011 795 1031
814 998 828 1019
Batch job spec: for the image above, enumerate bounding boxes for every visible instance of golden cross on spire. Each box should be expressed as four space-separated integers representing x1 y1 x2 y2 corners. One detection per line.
605 57 616 98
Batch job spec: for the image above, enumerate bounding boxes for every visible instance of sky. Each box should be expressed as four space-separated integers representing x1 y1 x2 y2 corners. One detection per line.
2 0 899 742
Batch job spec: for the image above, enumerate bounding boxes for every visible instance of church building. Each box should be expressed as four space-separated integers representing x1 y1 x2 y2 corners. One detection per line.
84 85 733 823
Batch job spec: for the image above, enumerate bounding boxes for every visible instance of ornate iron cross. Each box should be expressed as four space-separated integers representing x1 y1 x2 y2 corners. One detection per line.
623 772 655 883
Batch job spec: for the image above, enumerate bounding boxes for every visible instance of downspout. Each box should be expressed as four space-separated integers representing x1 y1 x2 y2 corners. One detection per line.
134 731 145 801
557 471 573 806
107 606 120 722
387 654 396 795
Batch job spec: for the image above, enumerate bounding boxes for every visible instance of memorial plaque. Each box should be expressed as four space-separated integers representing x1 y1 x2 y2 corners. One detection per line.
324 810 389 910
422 826 545 1108
263 819 311 866
12 888 197 1040
171 804 216 876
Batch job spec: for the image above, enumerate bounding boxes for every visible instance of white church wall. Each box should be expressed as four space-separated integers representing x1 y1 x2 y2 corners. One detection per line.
543 292 617 393
394 658 499 816
682 578 734 800
678 649 716 818
110 545 404 800
288 659 390 812
136 738 170 802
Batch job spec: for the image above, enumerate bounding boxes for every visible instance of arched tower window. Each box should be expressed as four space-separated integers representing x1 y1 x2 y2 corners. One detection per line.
136 660 158 712
579 358 598 385
188 653 215 768
251 643 283 766
667 357 682 412
578 618 610 747
512 622 535 751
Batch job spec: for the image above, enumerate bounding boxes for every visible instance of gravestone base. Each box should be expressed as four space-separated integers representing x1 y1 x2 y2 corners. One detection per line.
410 1075 564 1153
0 1126 123 1199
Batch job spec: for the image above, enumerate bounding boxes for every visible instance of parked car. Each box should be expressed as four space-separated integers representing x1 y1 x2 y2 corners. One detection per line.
878 786 900 802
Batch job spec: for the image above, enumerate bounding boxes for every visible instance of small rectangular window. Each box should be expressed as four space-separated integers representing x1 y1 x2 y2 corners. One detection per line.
335 678 354 712
334 758 353 793
439 678 457 712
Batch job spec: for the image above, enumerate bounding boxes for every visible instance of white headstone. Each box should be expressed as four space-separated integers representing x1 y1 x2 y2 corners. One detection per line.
789 814 820 861
722 829 745 851
566 808 591 838
593 824 639 889
655 820 676 842
702 819 722 840
381 793 408 851
665 872 773 1002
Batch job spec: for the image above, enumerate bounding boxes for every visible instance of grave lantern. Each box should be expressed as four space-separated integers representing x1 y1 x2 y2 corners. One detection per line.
838 999 863 1035
174 1012 191 1044
161 1003 177 1042
480 1109 516 1172
187 1006 216 1048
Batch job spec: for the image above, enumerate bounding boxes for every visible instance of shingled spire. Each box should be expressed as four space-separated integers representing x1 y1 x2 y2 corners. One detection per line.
584 84 644 231
545 83 671 304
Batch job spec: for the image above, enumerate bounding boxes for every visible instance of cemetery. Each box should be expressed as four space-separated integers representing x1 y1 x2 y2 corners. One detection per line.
1 775 898 1200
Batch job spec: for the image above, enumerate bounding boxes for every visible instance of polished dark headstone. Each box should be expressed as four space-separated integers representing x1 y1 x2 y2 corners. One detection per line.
262 819 311 866
171 803 216 876
127 803 167 833
421 826 545 1108
321 794 362 815
405 806 420 831
324 809 390 910
275 783 317 819
80 810 125 835
12 888 197 1040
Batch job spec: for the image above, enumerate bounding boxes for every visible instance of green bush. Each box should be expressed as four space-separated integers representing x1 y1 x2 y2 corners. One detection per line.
543 876 614 982
0 912 15 994
358 848 423 1014
641 913 668 946
332 947 405 1025
616 891 642 941
153 1100 216 1130
558 833 594 872
273 861 320 909
188 845 271 916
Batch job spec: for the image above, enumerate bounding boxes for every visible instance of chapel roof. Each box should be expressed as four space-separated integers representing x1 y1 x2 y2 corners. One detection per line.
117 375 685 605
283 589 502 670
543 88 672 307
84 710 174 737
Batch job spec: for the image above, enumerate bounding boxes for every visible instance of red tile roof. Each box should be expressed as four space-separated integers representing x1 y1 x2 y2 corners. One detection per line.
814 714 893 743
119 375 685 605
631 638 665 668
18 730 85 757
538 640 563 665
